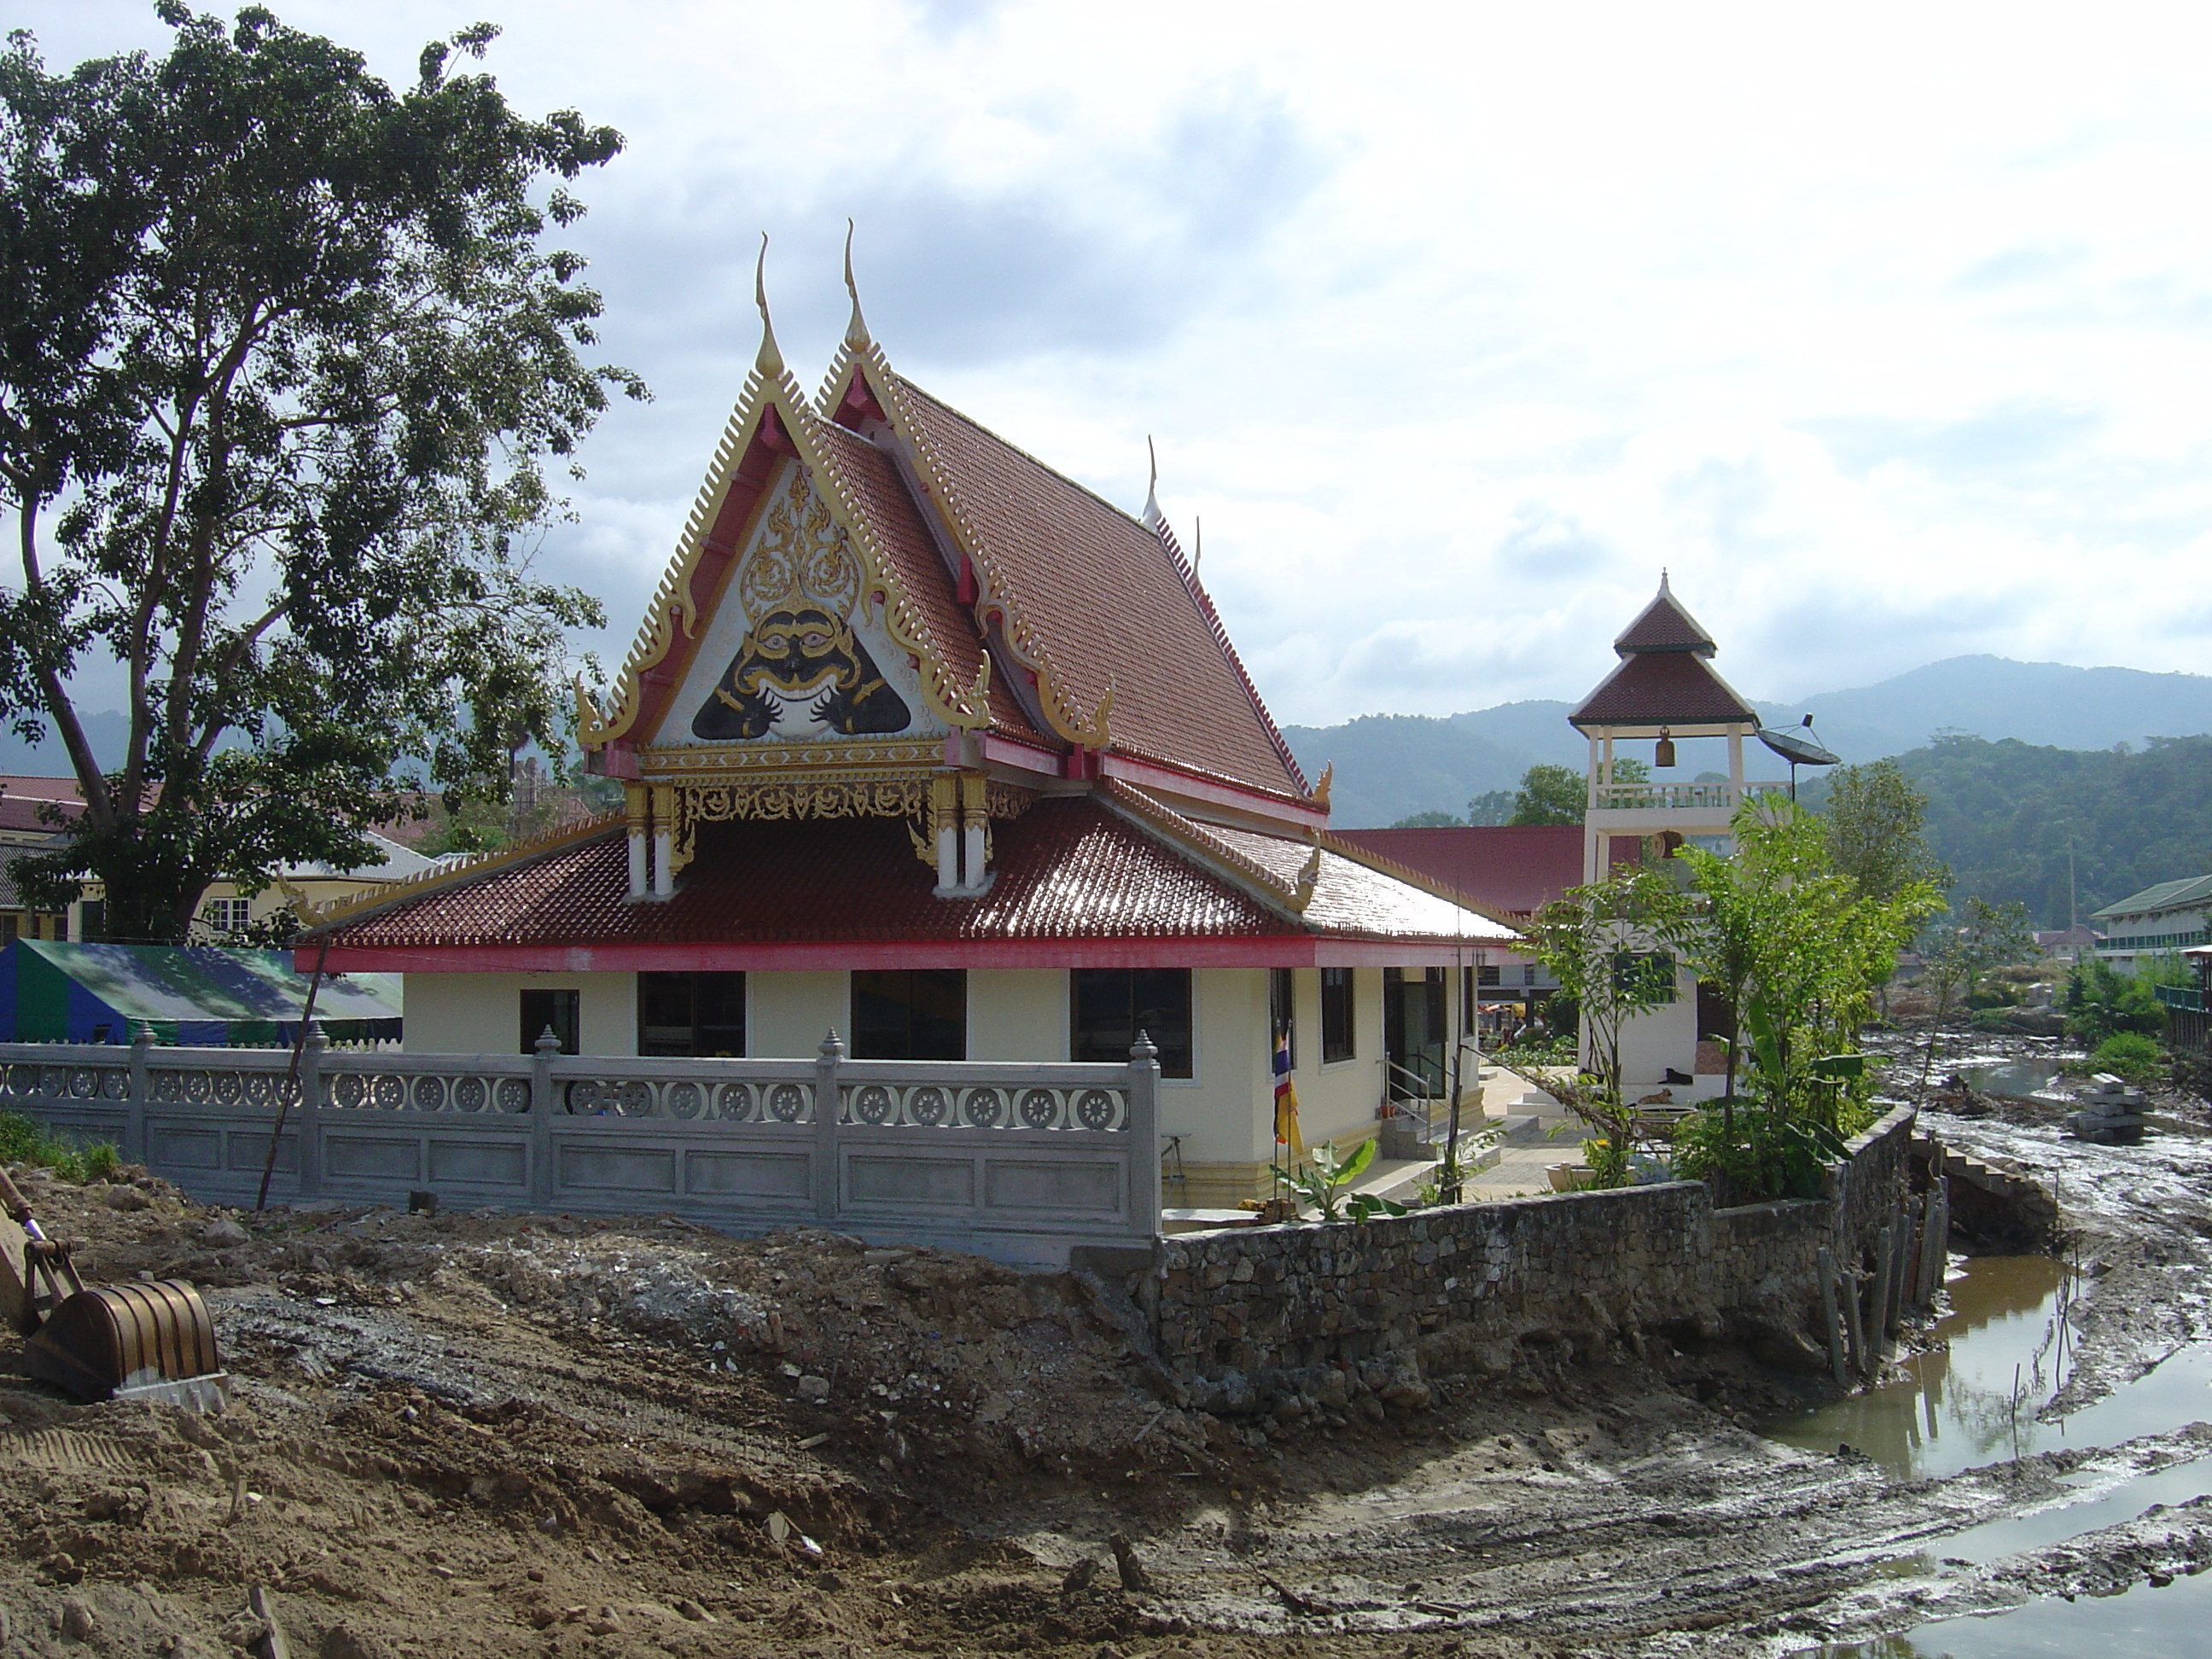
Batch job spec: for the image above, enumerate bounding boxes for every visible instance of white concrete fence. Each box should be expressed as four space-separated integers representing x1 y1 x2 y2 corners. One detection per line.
0 1027 1163 1267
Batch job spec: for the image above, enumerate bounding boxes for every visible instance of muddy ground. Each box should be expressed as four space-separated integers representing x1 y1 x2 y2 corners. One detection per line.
1 1039 2209 1657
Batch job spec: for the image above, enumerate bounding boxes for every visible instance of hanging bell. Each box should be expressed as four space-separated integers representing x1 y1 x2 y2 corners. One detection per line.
1654 730 1676 769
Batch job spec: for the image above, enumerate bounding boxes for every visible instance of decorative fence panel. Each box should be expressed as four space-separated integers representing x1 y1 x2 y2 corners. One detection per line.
0 1029 1162 1268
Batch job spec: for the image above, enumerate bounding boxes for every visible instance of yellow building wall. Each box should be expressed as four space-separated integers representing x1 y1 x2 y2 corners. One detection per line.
745 970 847 1059
401 971 637 1057
966 969 1068 1062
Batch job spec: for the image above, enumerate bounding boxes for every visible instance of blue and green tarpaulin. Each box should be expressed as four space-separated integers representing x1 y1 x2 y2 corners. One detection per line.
0 940 402 1046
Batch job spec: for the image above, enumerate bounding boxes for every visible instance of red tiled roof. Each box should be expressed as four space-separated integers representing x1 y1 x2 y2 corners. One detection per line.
0 776 84 837
1570 650 1757 728
1330 825 1586 917
1613 579 1717 655
810 422 1042 740
890 378 1309 801
313 793 1514 969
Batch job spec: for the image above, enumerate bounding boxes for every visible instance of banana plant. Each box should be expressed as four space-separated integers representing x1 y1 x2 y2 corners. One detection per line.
1268 1138 1407 1224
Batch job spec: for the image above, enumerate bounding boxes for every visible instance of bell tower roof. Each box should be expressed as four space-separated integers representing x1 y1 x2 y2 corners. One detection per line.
1612 571 1717 656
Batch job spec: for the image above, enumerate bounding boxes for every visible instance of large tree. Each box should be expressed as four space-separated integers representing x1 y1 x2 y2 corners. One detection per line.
0 5 643 941
1821 757 1947 904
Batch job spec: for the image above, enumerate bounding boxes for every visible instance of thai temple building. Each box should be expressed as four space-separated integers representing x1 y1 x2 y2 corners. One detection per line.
302 259 1521 1203
1568 577 1776 1099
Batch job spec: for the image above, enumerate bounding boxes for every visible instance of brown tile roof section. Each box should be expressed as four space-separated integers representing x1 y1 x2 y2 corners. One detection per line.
809 424 1041 739
1570 650 1757 728
325 800 1287 948
890 378 1308 800
1613 582 1718 655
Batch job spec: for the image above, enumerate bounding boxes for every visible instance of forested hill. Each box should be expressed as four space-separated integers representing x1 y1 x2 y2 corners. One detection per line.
1807 734 2212 928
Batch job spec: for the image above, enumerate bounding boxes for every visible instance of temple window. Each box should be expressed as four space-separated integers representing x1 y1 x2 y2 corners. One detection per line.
637 971 747 1057
520 988 580 1055
1071 969 1193 1079
1320 967 1356 1063
852 969 965 1062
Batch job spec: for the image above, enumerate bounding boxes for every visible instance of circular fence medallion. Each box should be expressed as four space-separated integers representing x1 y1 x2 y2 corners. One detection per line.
1020 1088 1059 1129
455 1075 488 1112
769 1083 807 1123
332 1073 365 1109
246 1072 278 1108
1075 1088 1117 1130
963 1088 1003 1128
713 1082 754 1121
568 1080 605 1115
183 1070 212 1104
4 1064 34 1096
212 1071 243 1106
906 1086 948 1126
412 1076 448 1112
370 1074 405 1110
666 1080 701 1120
616 1081 653 1116
42 1066 67 1099
853 1085 894 1125
68 1068 97 1099
101 1069 129 1100
496 1077 531 1114
150 1070 182 1103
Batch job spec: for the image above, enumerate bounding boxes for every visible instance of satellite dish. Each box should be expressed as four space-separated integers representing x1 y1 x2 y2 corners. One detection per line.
1756 715 1840 800
1755 723 1842 768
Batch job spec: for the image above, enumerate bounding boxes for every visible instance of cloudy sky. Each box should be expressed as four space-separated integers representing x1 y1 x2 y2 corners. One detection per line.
20 0 2212 726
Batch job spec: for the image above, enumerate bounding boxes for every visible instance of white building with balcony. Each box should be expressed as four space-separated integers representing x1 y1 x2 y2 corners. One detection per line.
1566 578 1786 1100
2092 875 2212 975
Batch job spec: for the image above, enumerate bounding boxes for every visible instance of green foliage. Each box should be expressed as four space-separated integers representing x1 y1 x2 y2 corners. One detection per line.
1671 1104 1848 1205
1804 732 2212 928
1389 810 1464 828
1270 1138 1383 1223
0 1111 117 1183
1510 763 1588 825
0 10 645 941
1822 758 1949 903
2087 1031 2165 1083
2063 958 2166 1046
1492 1033 1577 1067
1464 789 1514 827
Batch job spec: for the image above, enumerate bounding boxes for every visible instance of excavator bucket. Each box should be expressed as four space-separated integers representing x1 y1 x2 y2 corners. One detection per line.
0 1168 227 1412
24 1279 227 1412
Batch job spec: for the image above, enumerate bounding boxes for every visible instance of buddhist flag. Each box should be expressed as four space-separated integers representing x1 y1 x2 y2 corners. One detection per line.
1272 1029 1301 1152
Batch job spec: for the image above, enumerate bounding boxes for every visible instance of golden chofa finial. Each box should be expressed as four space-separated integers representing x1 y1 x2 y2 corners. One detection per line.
842 217 871 352
1141 434 1163 531
754 231 783 377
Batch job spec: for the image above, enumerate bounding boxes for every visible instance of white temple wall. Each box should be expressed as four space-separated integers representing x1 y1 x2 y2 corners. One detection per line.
400 971 636 1057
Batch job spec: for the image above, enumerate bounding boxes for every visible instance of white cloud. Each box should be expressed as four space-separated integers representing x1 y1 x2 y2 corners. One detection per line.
20 0 2212 727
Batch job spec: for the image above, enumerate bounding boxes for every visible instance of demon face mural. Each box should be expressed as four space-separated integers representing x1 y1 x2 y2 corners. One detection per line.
690 471 914 742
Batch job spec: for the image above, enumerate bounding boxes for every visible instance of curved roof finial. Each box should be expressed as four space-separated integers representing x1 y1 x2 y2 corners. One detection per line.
1141 434 1163 530
753 231 783 378
841 217 871 352
1659 566 1672 594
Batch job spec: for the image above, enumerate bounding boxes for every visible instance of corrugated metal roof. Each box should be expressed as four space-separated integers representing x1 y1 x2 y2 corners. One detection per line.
2091 873 2212 920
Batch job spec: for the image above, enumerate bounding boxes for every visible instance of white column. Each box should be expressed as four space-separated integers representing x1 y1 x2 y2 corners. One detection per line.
650 784 674 900
625 783 648 901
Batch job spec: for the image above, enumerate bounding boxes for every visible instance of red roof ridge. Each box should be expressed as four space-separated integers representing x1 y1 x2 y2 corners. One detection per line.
303 812 626 935
1138 507 1312 800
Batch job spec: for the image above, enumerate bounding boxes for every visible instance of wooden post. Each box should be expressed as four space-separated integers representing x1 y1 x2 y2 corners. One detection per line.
1127 1031 1162 1240
812 1030 844 1223
1871 1223 1896 1350
1817 1246 1848 1388
1842 1254 1867 1377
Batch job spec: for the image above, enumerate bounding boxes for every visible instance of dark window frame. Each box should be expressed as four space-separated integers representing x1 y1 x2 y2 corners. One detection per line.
851 969 967 1062
637 971 748 1057
1070 968 1193 1079
1268 967 1296 1071
521 988 580 1056
1320 966 1355 1064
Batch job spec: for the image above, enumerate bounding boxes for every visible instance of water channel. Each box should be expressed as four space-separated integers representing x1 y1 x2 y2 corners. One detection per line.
1761 1254 2212 1656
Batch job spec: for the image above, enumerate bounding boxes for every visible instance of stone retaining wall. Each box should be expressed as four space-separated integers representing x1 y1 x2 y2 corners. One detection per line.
1151 1104 1919 1409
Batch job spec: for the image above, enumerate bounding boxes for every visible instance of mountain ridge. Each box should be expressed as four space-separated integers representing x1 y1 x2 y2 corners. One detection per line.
1285 655 2212 827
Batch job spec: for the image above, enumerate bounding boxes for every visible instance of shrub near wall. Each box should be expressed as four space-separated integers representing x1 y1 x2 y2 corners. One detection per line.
1150 1106 1918 1412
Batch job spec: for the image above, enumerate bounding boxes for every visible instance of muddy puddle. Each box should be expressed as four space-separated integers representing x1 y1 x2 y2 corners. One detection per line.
1769 1254 2212 1656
